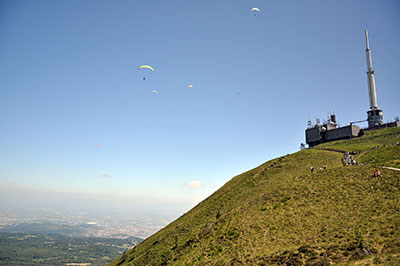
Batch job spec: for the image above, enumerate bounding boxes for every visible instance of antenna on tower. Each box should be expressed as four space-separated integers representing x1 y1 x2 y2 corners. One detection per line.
307 112 312 128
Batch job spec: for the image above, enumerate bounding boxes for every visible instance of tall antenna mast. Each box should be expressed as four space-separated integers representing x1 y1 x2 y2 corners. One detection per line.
365 29 378 110
365 30 383 128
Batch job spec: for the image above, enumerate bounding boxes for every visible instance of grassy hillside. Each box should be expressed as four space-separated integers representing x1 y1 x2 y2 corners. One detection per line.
110 127 400 265
319 127 400 168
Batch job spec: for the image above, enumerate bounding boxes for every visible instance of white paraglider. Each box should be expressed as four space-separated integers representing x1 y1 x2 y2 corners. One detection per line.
251 7 260 16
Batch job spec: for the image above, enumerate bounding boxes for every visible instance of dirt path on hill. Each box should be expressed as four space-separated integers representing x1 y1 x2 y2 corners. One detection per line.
313 147 357 165
380 166 400 172
313 147 346 154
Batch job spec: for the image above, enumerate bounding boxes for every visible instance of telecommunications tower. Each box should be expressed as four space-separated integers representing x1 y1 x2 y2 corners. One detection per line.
365 30 383 128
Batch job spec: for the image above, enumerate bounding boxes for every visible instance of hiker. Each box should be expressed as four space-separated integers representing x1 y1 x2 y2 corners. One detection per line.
310 166 314 173
373 170 381 177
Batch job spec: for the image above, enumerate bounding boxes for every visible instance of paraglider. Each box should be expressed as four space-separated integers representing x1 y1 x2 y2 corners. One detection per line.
188 84 193 88
152 90 159 95
138 65 155 81
97 144 101 148
251 7 260 16
138 65 155 71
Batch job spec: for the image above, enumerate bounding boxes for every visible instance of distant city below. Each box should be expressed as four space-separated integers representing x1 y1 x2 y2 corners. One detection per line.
0 205 176 239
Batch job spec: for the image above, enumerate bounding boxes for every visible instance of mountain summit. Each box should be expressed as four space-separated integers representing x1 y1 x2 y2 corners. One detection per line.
110 127 400 265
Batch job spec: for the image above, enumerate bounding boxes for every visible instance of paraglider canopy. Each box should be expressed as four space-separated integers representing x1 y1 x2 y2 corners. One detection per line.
138 65 155 71
138 65 154 81
152 90 159 94
188 85 193 88
251 7 260 16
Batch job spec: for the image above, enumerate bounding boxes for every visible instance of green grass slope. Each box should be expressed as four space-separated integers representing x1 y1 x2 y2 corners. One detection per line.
319 127 400 168
110 128 400 266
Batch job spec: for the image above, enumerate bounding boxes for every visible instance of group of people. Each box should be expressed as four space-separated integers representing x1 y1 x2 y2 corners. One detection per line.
343 152 357 165
310 166 326 173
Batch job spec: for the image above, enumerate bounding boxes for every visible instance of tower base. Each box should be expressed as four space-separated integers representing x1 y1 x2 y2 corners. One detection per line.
367 109 383 128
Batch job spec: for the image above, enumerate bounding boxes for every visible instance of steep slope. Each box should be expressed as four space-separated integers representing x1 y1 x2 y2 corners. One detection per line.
110 127 400 265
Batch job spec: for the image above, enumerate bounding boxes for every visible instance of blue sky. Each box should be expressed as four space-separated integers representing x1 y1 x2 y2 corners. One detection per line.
1 0 399 214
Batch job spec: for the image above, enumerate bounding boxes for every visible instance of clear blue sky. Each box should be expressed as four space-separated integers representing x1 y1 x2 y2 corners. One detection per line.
1 0 399 214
